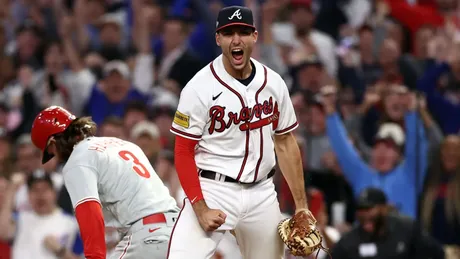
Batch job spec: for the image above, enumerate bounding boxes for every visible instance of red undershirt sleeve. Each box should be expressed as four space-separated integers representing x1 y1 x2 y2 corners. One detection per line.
75 201 106 259
174 135 204 205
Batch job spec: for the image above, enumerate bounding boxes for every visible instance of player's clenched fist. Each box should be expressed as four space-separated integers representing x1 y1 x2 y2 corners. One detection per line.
193 201 227 232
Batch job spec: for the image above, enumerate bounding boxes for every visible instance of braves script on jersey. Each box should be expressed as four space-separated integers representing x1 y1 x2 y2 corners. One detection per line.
62 137 177 229
170 54 298 182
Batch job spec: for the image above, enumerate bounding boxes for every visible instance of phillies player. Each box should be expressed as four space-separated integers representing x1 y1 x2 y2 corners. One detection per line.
30 106 179 259
168 6 312 259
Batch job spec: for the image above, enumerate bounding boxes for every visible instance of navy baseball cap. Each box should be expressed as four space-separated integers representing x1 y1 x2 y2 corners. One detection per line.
216 6 255 32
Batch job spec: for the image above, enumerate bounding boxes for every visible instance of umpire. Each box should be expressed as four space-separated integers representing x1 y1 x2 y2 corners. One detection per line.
330 188 445 259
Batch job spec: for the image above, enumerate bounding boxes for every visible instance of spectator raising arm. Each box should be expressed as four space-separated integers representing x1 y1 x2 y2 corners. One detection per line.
418 38 460 134
0 174 22 242
59 14 96 116
417 94 443 154
402 93 428 191
322 90 374 193
259 0 288 76
417 60 460 134
73 0 90 52
132 3 154 94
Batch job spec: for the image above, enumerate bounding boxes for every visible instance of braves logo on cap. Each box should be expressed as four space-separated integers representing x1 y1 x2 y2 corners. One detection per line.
228 9 242 20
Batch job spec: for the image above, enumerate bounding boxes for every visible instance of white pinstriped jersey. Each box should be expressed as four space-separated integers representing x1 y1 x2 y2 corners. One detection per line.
171 55 298 183
62 137 178 229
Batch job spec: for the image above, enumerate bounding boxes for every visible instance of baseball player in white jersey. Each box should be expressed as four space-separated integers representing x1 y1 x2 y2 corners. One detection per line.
167 5 316 259
30 106 179 259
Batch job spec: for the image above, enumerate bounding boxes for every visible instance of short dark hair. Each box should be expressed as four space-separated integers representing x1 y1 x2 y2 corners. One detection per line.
54 117 97 162
44 39 63 54
101 116 124 127
125 101 148 116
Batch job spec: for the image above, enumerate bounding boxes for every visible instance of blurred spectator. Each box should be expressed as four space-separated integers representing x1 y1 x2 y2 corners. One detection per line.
301 92 332 171
279 0 338 77
154 150 183 204
323 88 428 218
420 136 460 247
331 187 445 259
292 54 330 94
130 120 161 165
14 134 60 212
157 17 204 95
123 101 149 136
0 172 83 259
10 20 44 70
418 38 460 134
98 116 126 139
151 105 176 149
83 59 150 124
14 133 41 173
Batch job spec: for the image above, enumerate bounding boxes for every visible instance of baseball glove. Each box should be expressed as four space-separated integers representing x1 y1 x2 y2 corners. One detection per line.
278 209 328 258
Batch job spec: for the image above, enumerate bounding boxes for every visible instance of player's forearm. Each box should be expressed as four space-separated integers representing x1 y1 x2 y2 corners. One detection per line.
75 201 106 259
274 132 308 211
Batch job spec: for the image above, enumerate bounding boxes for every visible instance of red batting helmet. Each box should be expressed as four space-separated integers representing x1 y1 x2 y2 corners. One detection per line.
31 106 76 164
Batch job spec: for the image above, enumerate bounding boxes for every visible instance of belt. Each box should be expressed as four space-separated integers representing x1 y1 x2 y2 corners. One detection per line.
200 168 275 184
125 212 178 235
142 213 167 225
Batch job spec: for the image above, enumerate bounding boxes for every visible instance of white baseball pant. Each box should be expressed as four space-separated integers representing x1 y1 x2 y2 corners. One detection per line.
110 212 178 259
167 176 285 259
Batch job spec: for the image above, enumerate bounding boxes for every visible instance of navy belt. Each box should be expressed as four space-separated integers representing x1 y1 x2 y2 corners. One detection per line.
200 168 275 184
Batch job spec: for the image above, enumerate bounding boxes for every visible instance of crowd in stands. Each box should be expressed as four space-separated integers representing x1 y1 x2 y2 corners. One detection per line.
0 0 459 258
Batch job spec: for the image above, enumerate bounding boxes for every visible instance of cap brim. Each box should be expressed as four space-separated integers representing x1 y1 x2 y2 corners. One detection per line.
216 23 256 32
41 150 54 164
374 137 401 149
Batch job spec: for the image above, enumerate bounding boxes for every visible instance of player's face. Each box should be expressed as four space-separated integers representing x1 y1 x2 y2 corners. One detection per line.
216 26 257 71
28 181 56 215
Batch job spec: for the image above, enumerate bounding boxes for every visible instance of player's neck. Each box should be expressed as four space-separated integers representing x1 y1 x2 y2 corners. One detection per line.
223 57 252 80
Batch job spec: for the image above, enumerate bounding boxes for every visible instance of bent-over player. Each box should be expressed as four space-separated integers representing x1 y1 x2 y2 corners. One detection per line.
168 6 316 259
30 106 179 259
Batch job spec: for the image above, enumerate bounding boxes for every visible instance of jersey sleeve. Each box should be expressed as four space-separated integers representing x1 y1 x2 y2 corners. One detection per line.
63 165 100 209
275 77 298 135
170 85 208 140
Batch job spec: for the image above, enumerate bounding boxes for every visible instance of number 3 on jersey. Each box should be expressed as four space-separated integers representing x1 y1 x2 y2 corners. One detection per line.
118 150 151 178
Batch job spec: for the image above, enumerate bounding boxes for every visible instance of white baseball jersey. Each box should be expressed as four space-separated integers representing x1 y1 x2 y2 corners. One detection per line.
170 54 298 183
62 137 178 229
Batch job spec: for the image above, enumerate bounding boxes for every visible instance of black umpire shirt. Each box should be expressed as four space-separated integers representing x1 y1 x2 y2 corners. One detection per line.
331 214 445 259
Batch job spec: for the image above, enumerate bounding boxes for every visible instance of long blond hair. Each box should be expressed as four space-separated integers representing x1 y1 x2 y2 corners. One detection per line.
421 136 460 230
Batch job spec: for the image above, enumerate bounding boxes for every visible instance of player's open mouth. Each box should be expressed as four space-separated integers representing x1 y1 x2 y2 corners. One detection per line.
231 49 244 62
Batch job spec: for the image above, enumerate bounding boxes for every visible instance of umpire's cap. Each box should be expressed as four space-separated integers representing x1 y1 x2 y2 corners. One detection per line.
216 6 255 32
31 106 76 164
